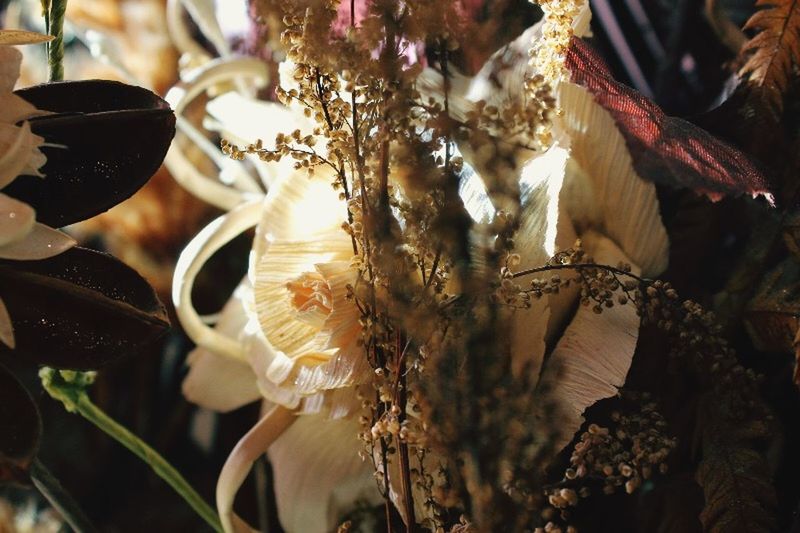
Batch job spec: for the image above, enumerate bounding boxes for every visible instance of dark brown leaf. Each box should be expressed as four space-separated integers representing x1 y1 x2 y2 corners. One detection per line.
5 80 175 227
0 247 169 370
565 37 774 204
0 363 41 483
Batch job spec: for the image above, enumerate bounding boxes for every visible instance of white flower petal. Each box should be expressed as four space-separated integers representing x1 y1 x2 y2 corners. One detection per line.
0 296 14 349
182 282 262 413
538 231 641 451
268 413 382 533
216 406 296 533
0 122 45 189
0 193 35 246
0 223 76 260
0 93 44 124
557 81 669 277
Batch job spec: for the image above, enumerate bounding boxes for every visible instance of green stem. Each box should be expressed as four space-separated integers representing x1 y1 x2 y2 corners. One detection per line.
30 458 98 533
41 369 222 532
47 0 67 81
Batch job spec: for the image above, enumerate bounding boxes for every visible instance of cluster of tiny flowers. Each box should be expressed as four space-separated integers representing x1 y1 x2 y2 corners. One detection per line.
530 0 585 83
536 394 676 533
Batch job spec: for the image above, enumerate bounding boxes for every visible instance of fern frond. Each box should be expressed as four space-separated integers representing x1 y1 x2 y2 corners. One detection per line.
695 394 777 533
738 0 800 120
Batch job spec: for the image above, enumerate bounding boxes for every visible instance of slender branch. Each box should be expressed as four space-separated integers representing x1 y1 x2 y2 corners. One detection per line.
511 262 646 284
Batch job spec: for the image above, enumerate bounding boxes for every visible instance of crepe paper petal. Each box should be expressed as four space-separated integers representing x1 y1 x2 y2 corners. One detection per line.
0 362 41 483
0 223 76 260
268 413 382 533
181 0 231 57
256 240 353 354
509 146 569 376
163 57 269 209
166 0 215 60
0 30 53 46
182 282 262 413
217 405 296 533
565 37 774 204
0 193 35 247
4 80 175 227
0 247 169 369
0 297 13 349
537 231 641 451
174 200 262 362
557 81 669 277
0 122 45 190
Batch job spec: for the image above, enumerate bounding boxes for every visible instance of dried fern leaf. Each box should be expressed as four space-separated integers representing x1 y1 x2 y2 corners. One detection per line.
695 394 777 533
738 0 800 121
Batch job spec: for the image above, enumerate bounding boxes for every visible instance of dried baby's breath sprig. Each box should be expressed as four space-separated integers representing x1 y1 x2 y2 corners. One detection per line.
543 392 677 524
530 0 586 83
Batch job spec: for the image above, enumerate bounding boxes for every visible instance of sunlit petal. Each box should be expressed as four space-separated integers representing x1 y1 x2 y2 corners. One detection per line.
557 81 668 277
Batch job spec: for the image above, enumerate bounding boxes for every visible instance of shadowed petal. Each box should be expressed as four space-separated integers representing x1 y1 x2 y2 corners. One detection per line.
268 413 382 533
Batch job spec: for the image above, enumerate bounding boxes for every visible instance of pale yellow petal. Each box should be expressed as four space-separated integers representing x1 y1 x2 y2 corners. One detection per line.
0 193 35 246
254 236 353 356
0 30 53 46
537 231 641 451
0 122 45 189
268 414 382 533
0 93 44 124
0 224 76 260
0 296 14 349
557 81 668 277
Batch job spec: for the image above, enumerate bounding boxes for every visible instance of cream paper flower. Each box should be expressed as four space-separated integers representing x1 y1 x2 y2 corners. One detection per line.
170 54 381 531
0 31 78 349
451 5 669 450
174 4 668 531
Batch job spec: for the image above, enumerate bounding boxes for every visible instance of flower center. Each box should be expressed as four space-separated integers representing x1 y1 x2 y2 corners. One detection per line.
286 270 332 327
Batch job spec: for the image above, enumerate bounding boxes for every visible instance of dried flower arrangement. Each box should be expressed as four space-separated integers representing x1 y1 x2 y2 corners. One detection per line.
4 0 800 532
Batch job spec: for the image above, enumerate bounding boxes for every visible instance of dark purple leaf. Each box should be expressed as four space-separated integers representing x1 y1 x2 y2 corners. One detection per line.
0 247 169 370
565 37 774 205
5 80 175 227
0 363 41 483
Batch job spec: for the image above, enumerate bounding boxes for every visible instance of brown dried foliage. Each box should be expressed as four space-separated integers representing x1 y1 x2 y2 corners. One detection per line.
739 0 800 121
